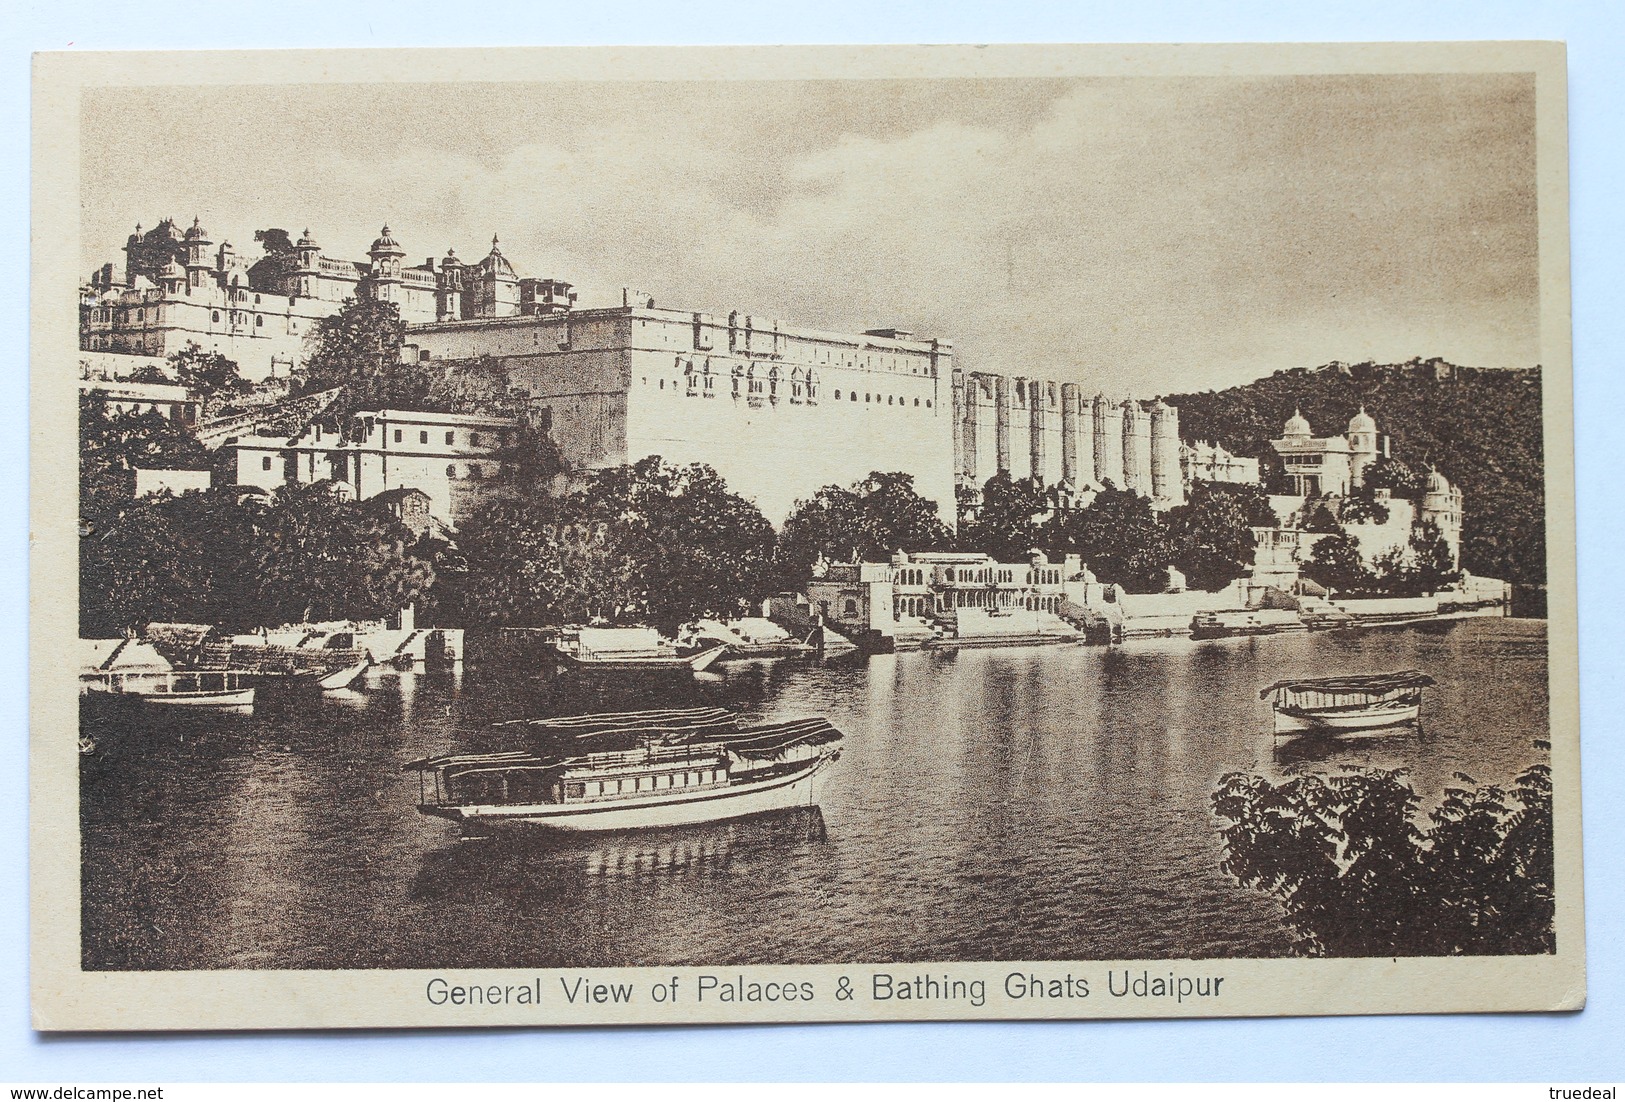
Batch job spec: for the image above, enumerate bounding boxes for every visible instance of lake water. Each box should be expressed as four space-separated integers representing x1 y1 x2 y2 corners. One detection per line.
80 615 1549 970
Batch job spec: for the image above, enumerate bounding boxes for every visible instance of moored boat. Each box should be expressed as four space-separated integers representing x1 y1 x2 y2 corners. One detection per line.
1190 608 1308 640
81 668 256 707
1259 670 1436 736
552 626 727 673
404 709 844 832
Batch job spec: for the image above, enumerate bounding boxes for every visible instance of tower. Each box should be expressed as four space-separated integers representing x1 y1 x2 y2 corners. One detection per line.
366 225 405 304
294 229 322 298
123 223 142 288
1060 383 1080 488
1094 395 1124 488
1421 467 1464 565
1150 399 1184 506
436 248 464 321
1123 399 1152 496
183 217 212 290
1347 406 1379 488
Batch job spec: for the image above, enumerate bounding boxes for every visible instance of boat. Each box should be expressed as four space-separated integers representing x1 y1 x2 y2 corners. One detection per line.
1259 670 1437 736
404 707 844 832
81 668 256 707
1190 608 1308 640
684 618 817 660
551 626 727 673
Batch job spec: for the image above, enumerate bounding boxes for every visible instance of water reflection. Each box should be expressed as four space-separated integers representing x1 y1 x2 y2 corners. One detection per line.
80 618 1548 970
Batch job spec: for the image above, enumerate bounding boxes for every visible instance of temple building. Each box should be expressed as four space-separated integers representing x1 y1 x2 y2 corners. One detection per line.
1268 406 1384 497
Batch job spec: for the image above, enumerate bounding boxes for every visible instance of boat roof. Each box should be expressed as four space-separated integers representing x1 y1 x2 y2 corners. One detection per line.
404 716 843 773
1260 670 1437 699
490 706 739 737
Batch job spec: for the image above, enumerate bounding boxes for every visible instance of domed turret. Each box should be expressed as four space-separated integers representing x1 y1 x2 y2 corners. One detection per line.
1283 407 1312 438
1349 406 1377 434
296 227 320 249
183 216 210 243
369 225 404 258
1426 468 1451 494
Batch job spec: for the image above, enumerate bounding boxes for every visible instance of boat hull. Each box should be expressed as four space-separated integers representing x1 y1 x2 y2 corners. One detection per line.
422 755 834 832
1273 701 1420 735
87 685 257 707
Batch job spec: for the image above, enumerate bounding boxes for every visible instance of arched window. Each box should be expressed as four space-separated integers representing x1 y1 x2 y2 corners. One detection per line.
834 389 842 400
446 464 458 478
211 311 220 322
851 391 857 401
255 315 263 327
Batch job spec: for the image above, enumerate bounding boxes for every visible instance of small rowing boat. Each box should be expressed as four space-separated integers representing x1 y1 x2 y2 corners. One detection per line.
405 707 844 832
1259 670 1436 736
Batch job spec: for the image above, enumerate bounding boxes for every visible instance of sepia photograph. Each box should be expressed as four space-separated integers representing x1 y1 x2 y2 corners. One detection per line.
31 41 1581 1029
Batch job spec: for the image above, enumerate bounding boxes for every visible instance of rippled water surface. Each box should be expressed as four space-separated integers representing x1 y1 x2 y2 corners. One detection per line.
80 616 1549 970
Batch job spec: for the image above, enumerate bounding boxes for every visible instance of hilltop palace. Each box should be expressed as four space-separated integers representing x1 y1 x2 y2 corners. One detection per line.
80 220 1460 547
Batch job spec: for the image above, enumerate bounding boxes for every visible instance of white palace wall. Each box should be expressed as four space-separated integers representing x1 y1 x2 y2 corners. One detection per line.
409 307 957 524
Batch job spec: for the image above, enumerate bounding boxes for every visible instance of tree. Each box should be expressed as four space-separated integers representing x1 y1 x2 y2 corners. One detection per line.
959 471 1047 563
1362 455 1425 500
459 457 777 631
1165 482 1275 593
1211 756 1554 956
297 298 433 424
79 394 211 515
778 470 952 584
244 482 436 627
254 228 296 257
1408 520 1461 595
1049 485 1170 592
1301 531 1370 595
168 342 250 406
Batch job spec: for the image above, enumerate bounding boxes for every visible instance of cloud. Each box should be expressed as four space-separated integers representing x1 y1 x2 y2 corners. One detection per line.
80 73 1540 394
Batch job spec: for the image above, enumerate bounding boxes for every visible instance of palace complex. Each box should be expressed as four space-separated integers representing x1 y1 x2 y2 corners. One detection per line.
80 217 1469 563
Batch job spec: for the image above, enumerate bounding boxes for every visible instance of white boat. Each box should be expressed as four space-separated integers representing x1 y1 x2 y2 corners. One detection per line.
1260 670 1436 736
81 669 256 707
405 708 844 832
552 626 727 674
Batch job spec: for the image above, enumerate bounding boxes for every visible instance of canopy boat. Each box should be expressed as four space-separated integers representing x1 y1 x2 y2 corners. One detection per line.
81 668 256 707
552 626 727 674
404 707 844 832
1259 670 1436 736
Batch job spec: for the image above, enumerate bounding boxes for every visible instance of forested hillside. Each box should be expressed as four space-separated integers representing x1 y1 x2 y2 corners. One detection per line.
1163 358 1546 586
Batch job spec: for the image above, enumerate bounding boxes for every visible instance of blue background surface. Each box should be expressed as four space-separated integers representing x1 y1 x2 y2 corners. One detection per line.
3 0 1619 1082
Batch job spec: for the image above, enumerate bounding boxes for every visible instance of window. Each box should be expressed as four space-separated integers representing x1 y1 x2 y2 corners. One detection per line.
446 465 458 478
468 465 483 481
420 431 429 444
470 432 481 446
211 311 220 322
834 389 842 400
914 398 920 406
255 315 263 327
393 429 402 443
445 431 455 445
851 391 857 401
261 456 273 471
926 400 933 409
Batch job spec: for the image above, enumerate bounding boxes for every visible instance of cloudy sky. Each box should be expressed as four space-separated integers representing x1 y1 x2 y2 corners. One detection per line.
80 72 1539 395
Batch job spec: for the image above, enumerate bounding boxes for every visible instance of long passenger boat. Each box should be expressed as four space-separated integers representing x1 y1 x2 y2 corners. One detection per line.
1259 670 1436 736
405 707 844 832
81 669 256 707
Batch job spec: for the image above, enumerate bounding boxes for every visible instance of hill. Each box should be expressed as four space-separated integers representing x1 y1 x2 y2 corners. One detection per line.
1162 358 1547 586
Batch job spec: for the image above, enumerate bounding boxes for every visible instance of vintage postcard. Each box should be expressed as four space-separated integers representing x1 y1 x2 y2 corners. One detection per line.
31 42 1581 1030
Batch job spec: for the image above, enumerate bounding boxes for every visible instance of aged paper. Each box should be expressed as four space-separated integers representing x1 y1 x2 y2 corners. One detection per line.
32 42 1581 1030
